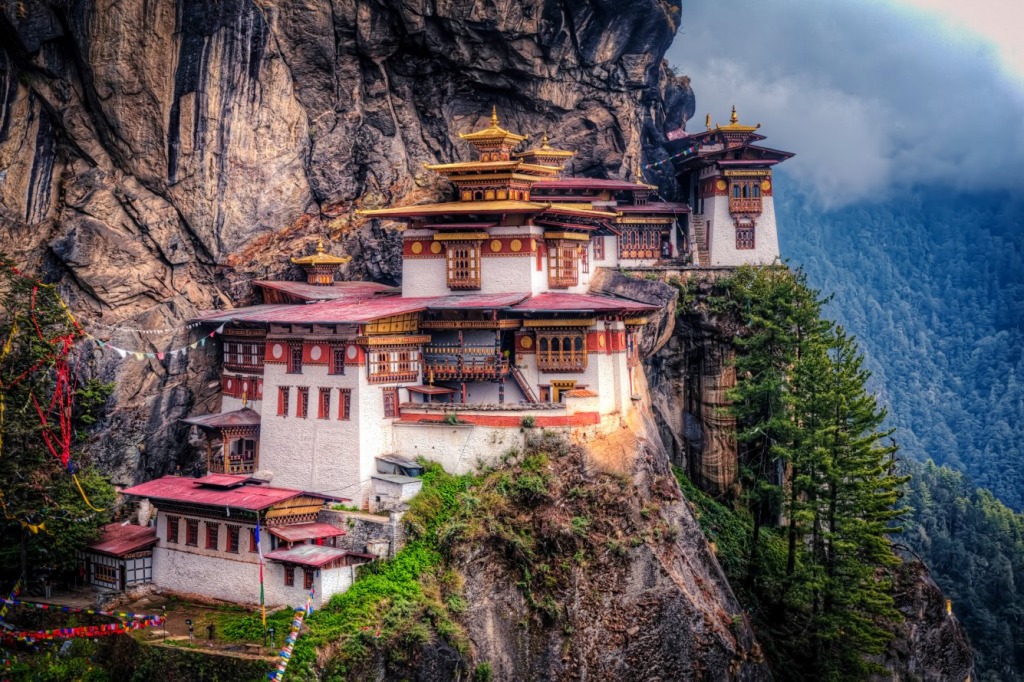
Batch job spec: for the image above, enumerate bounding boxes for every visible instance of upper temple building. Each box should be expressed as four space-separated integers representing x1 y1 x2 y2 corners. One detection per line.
178 106 792 510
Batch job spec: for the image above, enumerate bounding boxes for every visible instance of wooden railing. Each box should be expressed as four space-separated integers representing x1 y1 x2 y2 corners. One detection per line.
536 354 587 372
729 197 762 214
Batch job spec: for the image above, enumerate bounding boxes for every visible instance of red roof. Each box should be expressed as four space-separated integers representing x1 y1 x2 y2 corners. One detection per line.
194 297 435 325
121 476 333 511
88 523 158 557
255 281 398 302
183 408 261 430
268 523 346 543
426 293 529 310
265 544 350 568
616 202 690 214
510 293 657 314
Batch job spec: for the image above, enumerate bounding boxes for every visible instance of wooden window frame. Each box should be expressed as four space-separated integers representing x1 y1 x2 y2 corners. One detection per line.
338 389 352 420
166 516 179 544
297 387 309 419
249 528 259 553
330 345 346 375
318 388 331 419
278 386 290 417
186 519 199 547
206 522 219 550
445 241 482 290
368 347 421 384
304 569 315 590
284 566 295 587
383 387 398 419
536 331 587 372
287 344 303 374
736 224 755 250
547 241 580 289
592 236 604 261
226 525 240 554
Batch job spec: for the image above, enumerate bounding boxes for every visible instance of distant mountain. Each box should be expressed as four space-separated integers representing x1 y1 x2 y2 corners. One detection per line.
777 180 1024 510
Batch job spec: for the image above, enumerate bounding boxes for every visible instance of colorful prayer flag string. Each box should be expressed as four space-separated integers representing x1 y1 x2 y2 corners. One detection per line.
268 590 314 681
84 323 225 361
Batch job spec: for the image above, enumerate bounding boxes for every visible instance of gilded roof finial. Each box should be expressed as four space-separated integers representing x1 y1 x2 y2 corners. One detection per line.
490 105 499 128
705 113 711 130
730 105 739 125
635 165 643 183
315 236 326 254
541 132 550 149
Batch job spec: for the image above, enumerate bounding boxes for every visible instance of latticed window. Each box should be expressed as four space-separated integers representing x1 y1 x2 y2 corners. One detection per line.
206 522 219 550
338 389 352 420
227 525 240 554
284 566 295 586
383 388 398 418
304 569 315 589
288 344 303 373
368 347 420 384
318 388 331 419
536 332 587 372
330 345 346 375
446 241 481 289
278 386 290 416
186 519 199 546
547 241 579 288
166 516 179 544
297 387 309 418
736 224 755 250
592 237 605 261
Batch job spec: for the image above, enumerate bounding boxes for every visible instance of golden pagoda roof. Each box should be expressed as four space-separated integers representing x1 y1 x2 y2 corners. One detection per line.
515 133 575 160
290 238 352 266
458 106 528 143
357 200 618 220
423 160 559 175
712 105 761 134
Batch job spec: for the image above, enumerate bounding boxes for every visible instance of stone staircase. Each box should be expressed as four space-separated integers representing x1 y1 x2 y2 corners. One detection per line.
691 216 710 266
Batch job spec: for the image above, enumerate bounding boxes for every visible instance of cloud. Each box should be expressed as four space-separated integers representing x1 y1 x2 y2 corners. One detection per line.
667 0 1024 208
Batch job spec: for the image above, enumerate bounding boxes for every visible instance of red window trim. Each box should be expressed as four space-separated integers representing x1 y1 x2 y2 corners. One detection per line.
338 389 352 420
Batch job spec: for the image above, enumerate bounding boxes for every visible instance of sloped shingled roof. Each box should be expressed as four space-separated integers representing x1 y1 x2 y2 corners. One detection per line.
87 523 158 557
121 475 337 511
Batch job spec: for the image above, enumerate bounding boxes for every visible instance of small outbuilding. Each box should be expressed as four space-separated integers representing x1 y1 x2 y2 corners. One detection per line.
81 523 158 591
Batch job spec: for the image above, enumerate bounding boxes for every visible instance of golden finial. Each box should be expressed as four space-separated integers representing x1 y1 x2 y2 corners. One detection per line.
541 132 550 149
635 166 643 182
730 105 739 125
490 105 499 127
315 236 326 254
705 113 711 130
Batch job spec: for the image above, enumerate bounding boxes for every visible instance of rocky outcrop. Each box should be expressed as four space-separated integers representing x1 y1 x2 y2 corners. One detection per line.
0 0 694 484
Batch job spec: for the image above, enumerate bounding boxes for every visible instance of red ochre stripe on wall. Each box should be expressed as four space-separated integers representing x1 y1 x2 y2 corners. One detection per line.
400 412 600 428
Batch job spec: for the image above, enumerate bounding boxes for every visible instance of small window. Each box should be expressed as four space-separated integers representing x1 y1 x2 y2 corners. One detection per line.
186 519 199 547
736 224 755 250
284 566 295 587
288 344 303 374
278 386 290 417
166 516 179 544
304 569 315 590
383 388 397 419
227 525 240 554
318 388 331 419
338 389 352 420
592 237 604 261
206 522 219 550
249 528 259 553
297 387 309 419
330 346 346 375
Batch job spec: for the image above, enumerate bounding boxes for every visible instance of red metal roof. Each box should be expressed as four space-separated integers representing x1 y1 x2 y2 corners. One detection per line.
264 544 350 568
183 408 261 430
255 281 398 302
268 523 346 543
196 474 256 488
425 292 530 310
407 385 457 395
510 293 657 314
87 523 158 557
195 297 435 325
121 476 329 511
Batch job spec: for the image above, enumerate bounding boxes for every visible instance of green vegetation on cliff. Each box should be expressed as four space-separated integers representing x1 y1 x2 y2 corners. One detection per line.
694 265 908 680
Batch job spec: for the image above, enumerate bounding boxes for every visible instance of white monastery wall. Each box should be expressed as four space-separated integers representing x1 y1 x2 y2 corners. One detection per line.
403 258 449 297
221 395 261 413
318 566 356 608
391 422 525 473
479 255 536 295
706 194 780 267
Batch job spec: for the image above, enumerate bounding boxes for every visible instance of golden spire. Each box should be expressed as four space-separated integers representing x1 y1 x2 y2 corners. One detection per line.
541 132 550 149
490 105 499 127
705 113 711 130
315 237 326 254
730 105 739 124
290 236 351 266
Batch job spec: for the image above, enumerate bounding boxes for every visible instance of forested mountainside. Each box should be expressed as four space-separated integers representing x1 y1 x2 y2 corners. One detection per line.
902 459 1024 682
777 184 1024 510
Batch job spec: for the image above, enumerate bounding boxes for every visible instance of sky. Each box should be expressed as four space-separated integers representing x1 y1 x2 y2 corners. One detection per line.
666 0 1024 208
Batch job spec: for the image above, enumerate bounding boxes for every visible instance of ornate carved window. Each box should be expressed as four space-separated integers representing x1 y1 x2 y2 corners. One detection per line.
368 347 420 384
592 236 605 261
729 181 763 214
446 241 481 290
736 222 755 250
547 241 579 288
278 386 290 417
330 345 346 375
287 344 303 374
536 331 587 372
297 387 309 418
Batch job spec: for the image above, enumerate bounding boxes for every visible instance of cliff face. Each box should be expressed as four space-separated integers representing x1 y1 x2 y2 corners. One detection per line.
0 0 694 483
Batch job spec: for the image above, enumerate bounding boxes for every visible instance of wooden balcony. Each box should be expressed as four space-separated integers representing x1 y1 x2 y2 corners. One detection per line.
536 354 587 373
424 346 508 381
368 370 420 385
729 197 762 214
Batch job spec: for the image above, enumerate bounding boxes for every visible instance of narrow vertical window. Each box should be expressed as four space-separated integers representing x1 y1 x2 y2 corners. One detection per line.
304 569 315 589
249 528 258 553
592 236 604 261
297 387 309 418
186 519 199 546
318 388 331 419
383 388 397 419
330 345 346 375
278 386 290 417
227 525 240 554
284 566 295 586
206 522 219 550
166 516 179 544
288 344 303 374
338 389 352 420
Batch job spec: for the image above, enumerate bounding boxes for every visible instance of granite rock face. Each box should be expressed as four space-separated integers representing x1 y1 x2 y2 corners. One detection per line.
0 0 694 483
